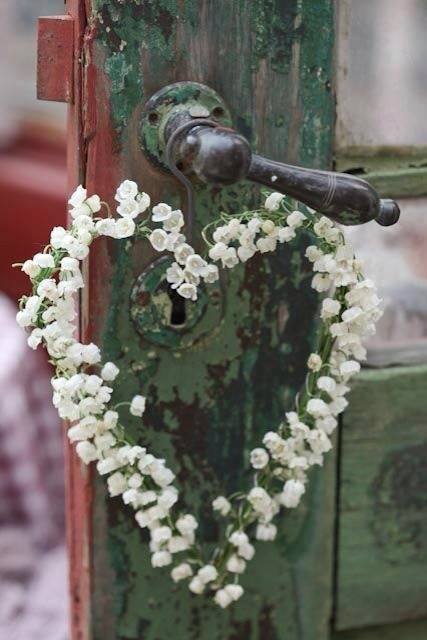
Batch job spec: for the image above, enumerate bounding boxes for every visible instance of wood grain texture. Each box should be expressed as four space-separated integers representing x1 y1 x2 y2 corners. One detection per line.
332 617 427 640
335 366 427 631
65 2 93 639
37 16 74 103
70 1 336 638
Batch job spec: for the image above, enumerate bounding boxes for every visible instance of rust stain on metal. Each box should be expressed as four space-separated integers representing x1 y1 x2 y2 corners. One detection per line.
37 16 74 103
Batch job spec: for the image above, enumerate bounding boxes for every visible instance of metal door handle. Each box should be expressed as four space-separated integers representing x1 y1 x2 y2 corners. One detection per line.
142 83 400 227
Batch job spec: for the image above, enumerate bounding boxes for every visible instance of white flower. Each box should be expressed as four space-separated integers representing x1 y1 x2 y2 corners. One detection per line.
189 576 205 594
339 360 360 378
115 218 136 238
287 210 306 228
75 441 98 464
101 362 120 381
209 242 228 261
313 216 334 238
214 589 233 608
37 279 58 301
168 536 189 553
115 179 138 202
165 232 185 252
107 472 127 497
21 260 40 278
221 247 239 268
174 243 194 265
157 487 178 510
166 262 184 289
151 526 172 545
281 479 305 508
171 563 193 582
226 554 246 574
305 245 323 262
163 210 184 232
237 245 256 262
202 264 219 283
256 523 277 541
96 218 117 237
72 214 95 232
137 192 151 213
28 328 43 349
238 542 255 561
96 456 123 476
250 447 269 469
68 185 87 208
212 226 230 243
306 429 332 455
312 273 332 292
130 395 146 417
307 398 330 418
185 254 207 276
229 531 248 548
61 257 80 272
225 584 244 602
86 194 102 213
212 496 231 516
177 283 197 301
247 487 273 517
50 226 68 248
16 305 37 328
152 203 172 222
261 219 276 234
198 565 218 584
176 514 198 537
117 199 140 219
67 239 90 260
316 415 338 435
257 236 277 253
278 227 296 243
151 465 175 488
151 551 172 567
33 253 55 269
82 343 101 364
317 376 336 395
321 298 341 319
248 217 262 233
264 192 284 211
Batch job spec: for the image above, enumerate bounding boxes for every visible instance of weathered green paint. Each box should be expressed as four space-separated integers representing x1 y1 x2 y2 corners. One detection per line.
335 146 427 198
332 618 427 640
335 366 427 631
140 82 232 168
83 1 336 638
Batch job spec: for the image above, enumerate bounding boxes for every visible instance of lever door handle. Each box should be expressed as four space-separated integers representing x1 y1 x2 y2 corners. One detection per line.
141 82 400 227
174 124 399 227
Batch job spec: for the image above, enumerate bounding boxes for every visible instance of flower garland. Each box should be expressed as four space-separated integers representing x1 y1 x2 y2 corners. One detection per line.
15 181 382 609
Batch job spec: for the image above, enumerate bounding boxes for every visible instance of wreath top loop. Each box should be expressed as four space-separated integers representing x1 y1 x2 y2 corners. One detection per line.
15 181 381 609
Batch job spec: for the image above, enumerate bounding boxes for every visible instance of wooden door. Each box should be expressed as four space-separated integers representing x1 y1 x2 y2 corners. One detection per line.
63 2 337 639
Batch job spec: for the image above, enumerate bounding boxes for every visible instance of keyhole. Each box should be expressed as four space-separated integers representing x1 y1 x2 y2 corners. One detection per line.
168 287 187 327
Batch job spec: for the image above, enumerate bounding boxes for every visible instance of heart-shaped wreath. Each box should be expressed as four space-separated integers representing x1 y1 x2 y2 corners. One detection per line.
15 181 381 608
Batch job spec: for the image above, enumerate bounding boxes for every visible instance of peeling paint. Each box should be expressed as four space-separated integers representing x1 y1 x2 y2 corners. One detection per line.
87 2 336 638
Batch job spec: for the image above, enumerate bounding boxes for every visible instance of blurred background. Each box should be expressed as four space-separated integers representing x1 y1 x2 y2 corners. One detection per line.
0 1 425 638
0 2 67 640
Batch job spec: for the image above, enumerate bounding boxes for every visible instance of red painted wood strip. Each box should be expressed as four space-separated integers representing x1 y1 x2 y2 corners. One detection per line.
63 2 93 639
37 16 74 103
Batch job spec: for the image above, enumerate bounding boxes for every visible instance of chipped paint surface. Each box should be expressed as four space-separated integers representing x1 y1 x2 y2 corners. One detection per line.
82 1 336 638
336 365 427 630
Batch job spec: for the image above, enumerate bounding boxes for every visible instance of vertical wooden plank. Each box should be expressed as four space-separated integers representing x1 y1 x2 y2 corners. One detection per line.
65 2 93 640
68 2 336 639
335 366 427 631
